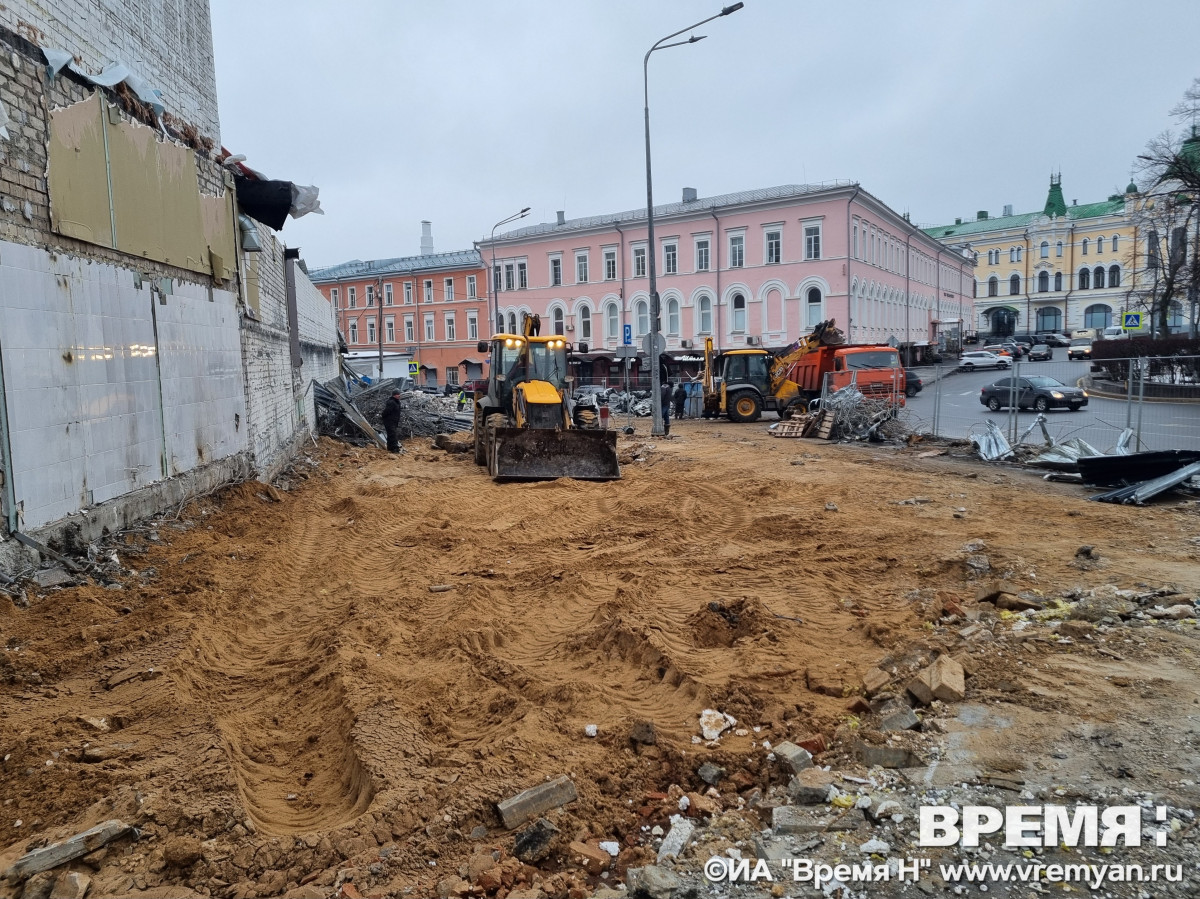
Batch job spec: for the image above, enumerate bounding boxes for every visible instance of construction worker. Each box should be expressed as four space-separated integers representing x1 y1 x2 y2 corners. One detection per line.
381 390 402 453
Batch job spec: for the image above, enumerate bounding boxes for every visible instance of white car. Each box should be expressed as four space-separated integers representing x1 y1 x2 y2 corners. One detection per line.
958 351 1011 371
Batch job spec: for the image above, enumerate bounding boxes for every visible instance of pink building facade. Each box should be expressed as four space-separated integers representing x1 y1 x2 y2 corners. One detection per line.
478 184 973 381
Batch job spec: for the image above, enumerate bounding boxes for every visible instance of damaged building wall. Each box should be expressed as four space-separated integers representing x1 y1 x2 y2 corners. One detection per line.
0 0 221 145
294 265 340 436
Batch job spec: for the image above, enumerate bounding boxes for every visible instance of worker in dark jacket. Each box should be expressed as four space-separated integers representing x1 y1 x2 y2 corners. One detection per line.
381 390 403 453
673 382 687 420
660 381 673 437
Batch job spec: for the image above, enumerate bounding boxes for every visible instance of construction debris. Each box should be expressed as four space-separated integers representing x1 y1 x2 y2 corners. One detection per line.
314 374 469 448
2 820 133 882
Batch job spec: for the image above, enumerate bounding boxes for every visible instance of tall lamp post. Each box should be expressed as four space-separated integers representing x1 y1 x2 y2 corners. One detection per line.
644 3 743 436
490 208 531 336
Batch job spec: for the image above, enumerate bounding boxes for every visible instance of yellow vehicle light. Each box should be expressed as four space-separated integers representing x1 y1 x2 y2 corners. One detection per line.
1051 391 1064 399
1082 390 1089 397
505 338 514 347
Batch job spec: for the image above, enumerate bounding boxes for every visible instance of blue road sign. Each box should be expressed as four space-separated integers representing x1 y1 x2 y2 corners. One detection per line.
623 324 633 345
1122 312 1141 330
408 361 419 377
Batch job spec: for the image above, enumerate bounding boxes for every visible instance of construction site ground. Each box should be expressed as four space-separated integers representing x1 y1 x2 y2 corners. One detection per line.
2 419 1199 899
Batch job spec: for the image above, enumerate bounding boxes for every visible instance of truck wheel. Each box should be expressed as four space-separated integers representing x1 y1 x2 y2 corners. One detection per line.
986 397 1001 411
727 391 762 423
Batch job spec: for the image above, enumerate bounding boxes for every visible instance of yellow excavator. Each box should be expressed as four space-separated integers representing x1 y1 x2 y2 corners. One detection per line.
471 314 620 480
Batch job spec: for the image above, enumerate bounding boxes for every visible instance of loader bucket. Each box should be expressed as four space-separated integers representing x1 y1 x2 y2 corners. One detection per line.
489 427 621 481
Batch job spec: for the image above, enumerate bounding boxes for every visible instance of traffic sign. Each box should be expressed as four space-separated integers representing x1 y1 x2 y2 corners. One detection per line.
1122 312 1141 330
408 361 419 377
642 332 666 358
623 324 632 345
614 345 638 358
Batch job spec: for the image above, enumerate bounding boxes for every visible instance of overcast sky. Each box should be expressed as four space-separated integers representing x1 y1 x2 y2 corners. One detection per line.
209 0 1199 270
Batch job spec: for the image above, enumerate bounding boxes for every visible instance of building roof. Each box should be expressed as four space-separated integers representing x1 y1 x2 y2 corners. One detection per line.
490 182 859 242
925 196 1125 241
308 249 482 283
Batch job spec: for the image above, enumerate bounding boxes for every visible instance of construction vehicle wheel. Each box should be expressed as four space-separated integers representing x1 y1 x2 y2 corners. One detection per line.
727 391 762 423
780 399 807 420
484 414 505 476
473 409 487 466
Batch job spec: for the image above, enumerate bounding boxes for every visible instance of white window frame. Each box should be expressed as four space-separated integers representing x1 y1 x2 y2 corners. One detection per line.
444 277 454 302
763 224 783 265
349 319 358 343
467 312 478 340
467 275 477 298
446 368 459 387
580 306 592 341
348 286 357 308
663 241 678 275
802 221 821 261
549 254 563 287
446 313 456 341
603 248 617 281
504 263 515 291
424 313 435 341
366 285 375 307
330 287 339 309
423 280 433 303
606 302 619 340
366 317 376 343
517 261 527 289
666 298 680 335
698 295 712 334
384 283 393 305
731 294 746 332
632 244 647 278
404 316 414 342
635 299 649 337
694 236 711 272
575 251 589 284
385 316 395 342
729 232 745 268
404 282 413 304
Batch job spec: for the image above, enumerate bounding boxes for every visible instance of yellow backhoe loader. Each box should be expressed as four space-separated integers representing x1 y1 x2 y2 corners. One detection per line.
471 314 620 480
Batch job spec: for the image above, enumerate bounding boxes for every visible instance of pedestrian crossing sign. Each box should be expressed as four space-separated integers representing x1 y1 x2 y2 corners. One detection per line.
1122 312 1141 330
408 361 419 377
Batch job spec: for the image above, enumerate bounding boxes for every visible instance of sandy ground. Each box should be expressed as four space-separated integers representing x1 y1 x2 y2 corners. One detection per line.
1 419 1199 898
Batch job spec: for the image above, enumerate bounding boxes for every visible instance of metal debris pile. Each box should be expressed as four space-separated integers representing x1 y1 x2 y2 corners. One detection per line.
818 386 904 440
314 376 469 448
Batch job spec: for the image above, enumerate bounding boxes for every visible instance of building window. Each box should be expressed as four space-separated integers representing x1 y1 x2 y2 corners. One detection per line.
851 225 858 260
552 307 564 335
635 300 649 336
576 252 589 283
386 317 395 342
1108 265 1120 287
633 246 646 278
606 302 619 339
987 276 998 297
604 249 616 281
663 242 678 275
766 229 782 264
445 278 454 301
504 264 515 291
366 285 375 306
1083 304 1111 329
667 298 680 335
508 312 518 334
730 234 744 268
467 275 477 298
1081 238 1089 256
467 312 478 340
349 320 358 343
1093 266 1105 289
698 295 712 333
446 368 459 387
550 256 562 286
1055 242 1063 258
1054 272 1063 291
803 225 820 260
424 280 433 303
348 286 357 308
1040 241 1049 259
384 283 393 305
1111 235 1120 253
446 314 456 341
1096 237 1105 254
1078 267 1091 289
493 265 502 293
1036 307 1062 332
1009 274 1020 295
367 318 376 342
404 316 414 342
514 262 525 289
580 307 592 341
732 293 746 332
806 286 823 327
424 314 435 341
404 282 413 304
1016 247 1023 262
1168 300 1184 330
1008 248 1016 264
1037 271 1049 292
331 288 339 309
695 239 710 271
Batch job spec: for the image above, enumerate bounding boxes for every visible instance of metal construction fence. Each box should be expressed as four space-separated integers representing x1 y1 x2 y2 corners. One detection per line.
901 355 1200 454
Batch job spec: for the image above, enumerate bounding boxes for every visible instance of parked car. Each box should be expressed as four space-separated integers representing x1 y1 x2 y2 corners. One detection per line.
1100 326 1129 341
979 376 1088 412
983 344 1014 358
903 369 923 397
1027 344 1053 361
958 351 1011 371
1036 332 1071 347
1067 338 1093 360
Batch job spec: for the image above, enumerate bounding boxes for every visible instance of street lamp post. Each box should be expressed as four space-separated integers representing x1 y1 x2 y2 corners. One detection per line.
644 3 743 436
490 208 531 336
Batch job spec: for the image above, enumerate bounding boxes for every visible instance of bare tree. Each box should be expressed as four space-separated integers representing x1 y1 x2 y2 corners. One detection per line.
1131 78 1200 337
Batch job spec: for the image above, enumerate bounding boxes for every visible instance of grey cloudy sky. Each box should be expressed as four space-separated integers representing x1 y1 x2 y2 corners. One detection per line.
209 0 1200 269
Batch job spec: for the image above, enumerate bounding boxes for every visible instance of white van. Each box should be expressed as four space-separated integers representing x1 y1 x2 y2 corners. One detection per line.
1100 326 1128 340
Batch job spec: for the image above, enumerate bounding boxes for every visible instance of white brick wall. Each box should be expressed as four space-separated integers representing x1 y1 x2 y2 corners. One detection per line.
0 0 220 143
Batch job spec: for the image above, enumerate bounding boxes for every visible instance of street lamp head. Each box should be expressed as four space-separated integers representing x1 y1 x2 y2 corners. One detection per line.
519 207 531 215
689 34 707 43
720 2 744 15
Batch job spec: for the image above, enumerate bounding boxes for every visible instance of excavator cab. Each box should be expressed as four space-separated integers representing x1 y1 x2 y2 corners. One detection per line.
473 315 620 481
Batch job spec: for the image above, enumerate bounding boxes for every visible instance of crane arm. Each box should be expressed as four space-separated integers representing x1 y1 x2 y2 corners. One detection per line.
768 319 844 392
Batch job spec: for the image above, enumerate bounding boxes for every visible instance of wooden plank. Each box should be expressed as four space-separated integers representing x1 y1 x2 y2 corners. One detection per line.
3 820 131 881
497 775 578 830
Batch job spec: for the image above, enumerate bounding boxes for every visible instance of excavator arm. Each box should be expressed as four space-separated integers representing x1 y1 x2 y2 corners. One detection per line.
767 319 844 394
